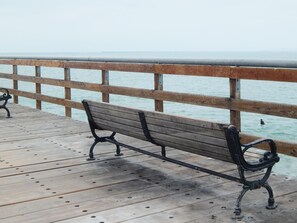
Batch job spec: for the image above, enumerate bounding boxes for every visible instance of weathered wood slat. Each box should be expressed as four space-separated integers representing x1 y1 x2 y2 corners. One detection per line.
145 118 226 139
91 117 146 141
89 106 227 147
90 107 228 146
0 72 11 79
2 88 84 110
101 85 230 109
148 125 228 147
0 73 101 92
91 110 230 157
0 59 155 73
92 112 227 147
91 105 226 145
89 116 228 162
231 98 297 119
150 133 233 163
154 64 297 82
89 106 226 139
88 101 227 131
91 112 142 129
1 59 297 82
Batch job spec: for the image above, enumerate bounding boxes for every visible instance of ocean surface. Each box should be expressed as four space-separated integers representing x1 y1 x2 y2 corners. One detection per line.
0 51 296 177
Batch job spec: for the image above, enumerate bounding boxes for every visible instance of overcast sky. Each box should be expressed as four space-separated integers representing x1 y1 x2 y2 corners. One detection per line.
1 0 297 53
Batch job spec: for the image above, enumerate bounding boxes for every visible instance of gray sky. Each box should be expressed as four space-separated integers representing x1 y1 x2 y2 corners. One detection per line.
1 0 297 53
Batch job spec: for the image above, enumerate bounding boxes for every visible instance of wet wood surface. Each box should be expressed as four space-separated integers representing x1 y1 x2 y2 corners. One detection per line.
0 104 296 223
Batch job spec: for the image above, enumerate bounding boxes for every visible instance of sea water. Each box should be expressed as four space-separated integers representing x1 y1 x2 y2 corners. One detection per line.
0 51 296 177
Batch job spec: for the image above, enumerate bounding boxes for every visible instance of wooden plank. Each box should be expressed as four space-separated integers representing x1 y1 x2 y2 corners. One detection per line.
88 105 226 139
2 88 84 110
12 65 18 104
91 117 146 141
2 59 297 82
120 177 293 223
86 109 230 163
0 179 154 220
229 78 241 130
0 59 155 73
0 72 12 79
101 85 229 109
51 180 246 223
0 59 65 68
149 133 233 163
0 73 100 92
147 125 228 147
154 64 297 82
64 68 71 117
231 98 297 119
0 155 241 223
154 73 164 112
145 117 226 139
89 109 227 147
35 66 41 110
101 70 109 103
0 139 155 177
65 61 154 73
91 112 142 129
87 100 228 131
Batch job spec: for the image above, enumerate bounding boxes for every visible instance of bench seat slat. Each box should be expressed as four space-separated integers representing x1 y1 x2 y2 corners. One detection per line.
89 104 226 139
92 117 146 141
92 112 142 129
91 110 228 148
92 118 233 162
149 132 233 161
151 136 234 163
148 124 228 147
88 101 226 131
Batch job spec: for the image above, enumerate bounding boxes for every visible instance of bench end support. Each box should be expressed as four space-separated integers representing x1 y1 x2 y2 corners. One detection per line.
115 144 123 156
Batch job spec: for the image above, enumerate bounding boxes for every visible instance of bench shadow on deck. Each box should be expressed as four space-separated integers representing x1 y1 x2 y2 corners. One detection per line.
0 103 296 223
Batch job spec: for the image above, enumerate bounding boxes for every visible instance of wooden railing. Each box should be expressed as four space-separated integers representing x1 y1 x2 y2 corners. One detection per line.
0 57 296 157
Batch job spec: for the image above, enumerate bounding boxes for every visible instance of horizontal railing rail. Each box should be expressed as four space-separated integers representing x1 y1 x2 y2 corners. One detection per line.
0 57 296 157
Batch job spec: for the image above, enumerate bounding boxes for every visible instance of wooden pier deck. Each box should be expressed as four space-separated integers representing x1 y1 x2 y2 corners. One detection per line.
0 104 296 223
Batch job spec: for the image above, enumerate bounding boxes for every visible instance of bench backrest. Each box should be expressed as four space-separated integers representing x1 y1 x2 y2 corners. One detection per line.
83 100 235 164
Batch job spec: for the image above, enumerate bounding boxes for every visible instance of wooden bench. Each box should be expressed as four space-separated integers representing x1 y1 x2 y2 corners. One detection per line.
82 99 280 218
0 88 12 118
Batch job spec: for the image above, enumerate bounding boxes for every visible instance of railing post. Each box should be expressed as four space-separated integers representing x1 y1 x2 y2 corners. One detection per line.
102 70 110 103
35 66 41 110
12 64 18 104
64 68 71 117
230 78 241 131
154 73 164 112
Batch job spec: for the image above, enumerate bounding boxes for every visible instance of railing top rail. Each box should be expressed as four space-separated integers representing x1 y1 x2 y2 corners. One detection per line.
1 56 297 69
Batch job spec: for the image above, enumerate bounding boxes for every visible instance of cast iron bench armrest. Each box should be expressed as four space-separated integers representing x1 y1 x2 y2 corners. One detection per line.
0 88 11 97
0 88 12 117
241 138 280 172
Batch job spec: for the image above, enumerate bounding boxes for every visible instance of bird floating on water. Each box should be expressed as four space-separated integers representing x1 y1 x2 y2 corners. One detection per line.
260 119 265 125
